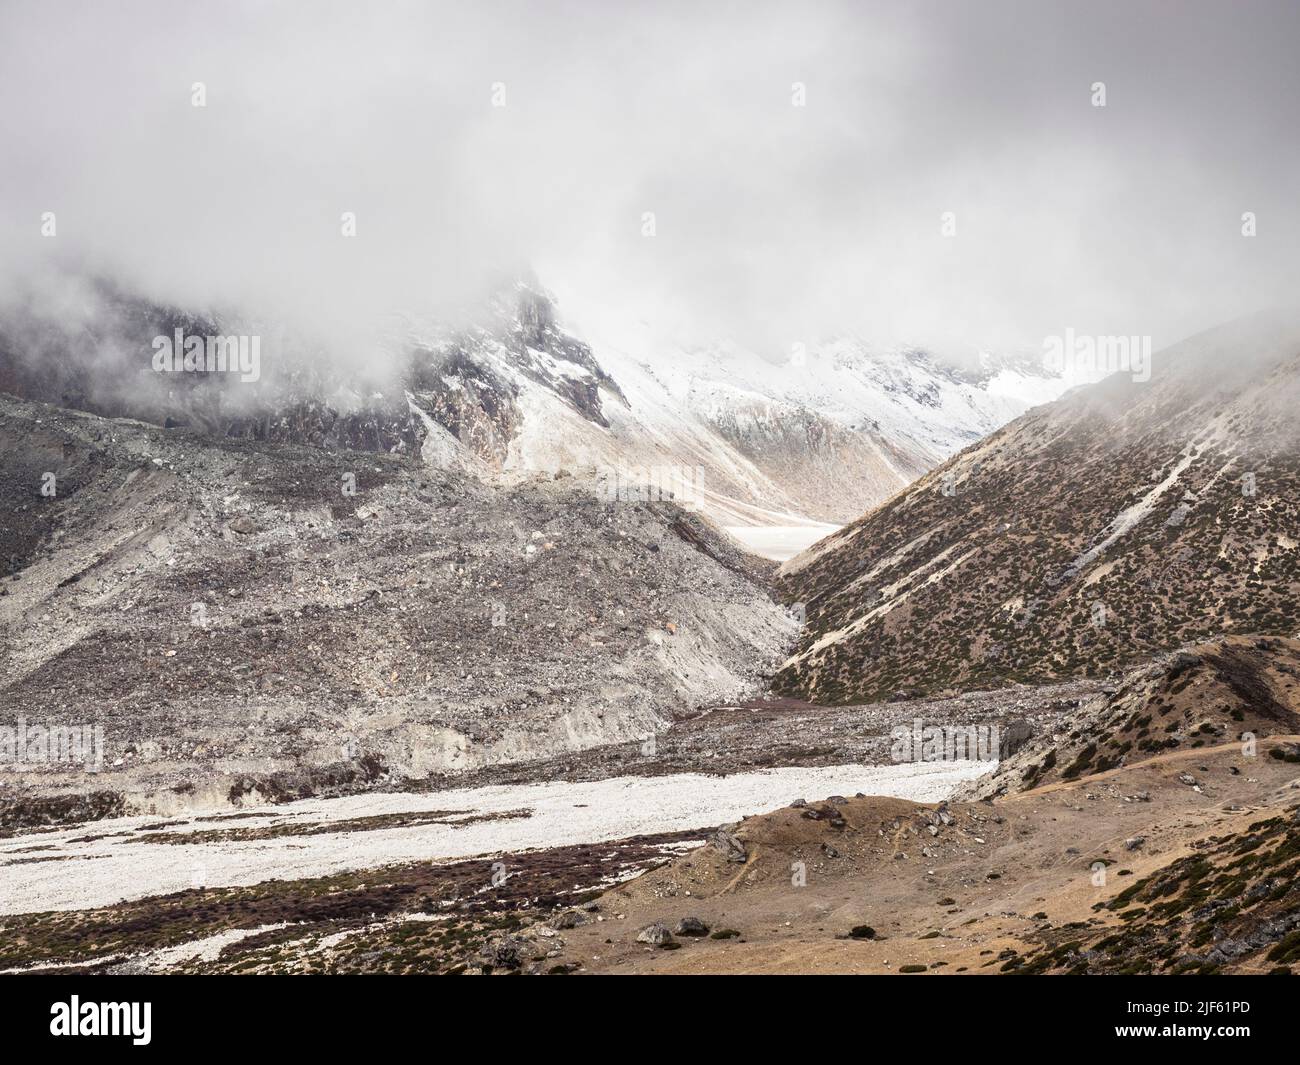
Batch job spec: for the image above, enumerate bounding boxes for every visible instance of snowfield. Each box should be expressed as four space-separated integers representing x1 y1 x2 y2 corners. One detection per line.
726 524 840 562
0 761 995 914
398 284 1069 527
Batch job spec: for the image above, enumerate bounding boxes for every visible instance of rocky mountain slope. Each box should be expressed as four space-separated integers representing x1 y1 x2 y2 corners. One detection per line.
550 734 1300 975
466 293 1062 526
774 312 1300 705
959 635 1300 800
0 391 793 809
0 274 1062 531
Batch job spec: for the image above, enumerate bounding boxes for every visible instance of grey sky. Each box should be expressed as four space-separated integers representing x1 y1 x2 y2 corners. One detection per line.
2 0 1297 359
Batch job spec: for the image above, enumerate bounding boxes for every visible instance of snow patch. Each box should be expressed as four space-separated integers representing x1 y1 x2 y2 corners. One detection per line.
0 762 995 914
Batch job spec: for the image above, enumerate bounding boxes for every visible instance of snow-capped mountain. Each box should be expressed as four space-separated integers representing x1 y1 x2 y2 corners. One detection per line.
0 274 1067 532
400 279 1068 527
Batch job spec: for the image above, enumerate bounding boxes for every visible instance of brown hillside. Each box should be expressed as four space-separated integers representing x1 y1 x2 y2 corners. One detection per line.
775 313 1300 705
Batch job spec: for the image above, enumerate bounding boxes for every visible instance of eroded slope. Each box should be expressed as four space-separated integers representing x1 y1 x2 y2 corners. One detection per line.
0 393 793 810
776 313 1300 704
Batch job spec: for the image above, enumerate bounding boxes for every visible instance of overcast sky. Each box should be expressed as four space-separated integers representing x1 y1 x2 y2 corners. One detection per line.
2 0 1297 359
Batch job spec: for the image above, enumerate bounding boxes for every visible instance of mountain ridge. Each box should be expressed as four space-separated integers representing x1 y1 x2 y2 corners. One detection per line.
0 274 1065 530
773 311 1300 704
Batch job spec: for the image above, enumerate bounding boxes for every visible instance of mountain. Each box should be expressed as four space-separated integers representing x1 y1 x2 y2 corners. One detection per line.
0 277 423 453
0 390 792 805
958 635 1300 800
408 282 1064 526
0 275 1064 533
521 637 1300 976
774 312 1300 705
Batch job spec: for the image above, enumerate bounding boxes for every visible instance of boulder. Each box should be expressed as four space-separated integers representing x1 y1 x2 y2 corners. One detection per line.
675 917 710 937
636 922 675 947
478 934 529 971
550 909 590 930
710 829 747 863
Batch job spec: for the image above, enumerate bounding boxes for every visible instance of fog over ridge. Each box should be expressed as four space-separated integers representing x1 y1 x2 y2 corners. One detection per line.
1 0 1297 368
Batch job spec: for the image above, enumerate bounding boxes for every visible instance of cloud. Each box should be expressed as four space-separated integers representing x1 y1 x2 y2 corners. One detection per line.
1 0 1297 360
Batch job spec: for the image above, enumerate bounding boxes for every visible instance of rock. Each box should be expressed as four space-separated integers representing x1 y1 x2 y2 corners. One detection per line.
849 925 876 940
790 798 807 808
636 922 675 947
478 934 529 971
229 515 257 535
675 917 710 937
801 805 845 827
549 909 589 930
1124 836 1145 851
1178 773 1197 786
999 719 1033 758
710 829 747 863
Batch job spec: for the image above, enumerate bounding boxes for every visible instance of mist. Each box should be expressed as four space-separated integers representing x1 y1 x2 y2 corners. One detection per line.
2 0 1298 363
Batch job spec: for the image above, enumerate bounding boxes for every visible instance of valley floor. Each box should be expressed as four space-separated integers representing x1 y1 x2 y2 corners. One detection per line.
724 524 840 562
8 731 1298 976
0 760 989 916
570 737 1300 975
0 680 1084 972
